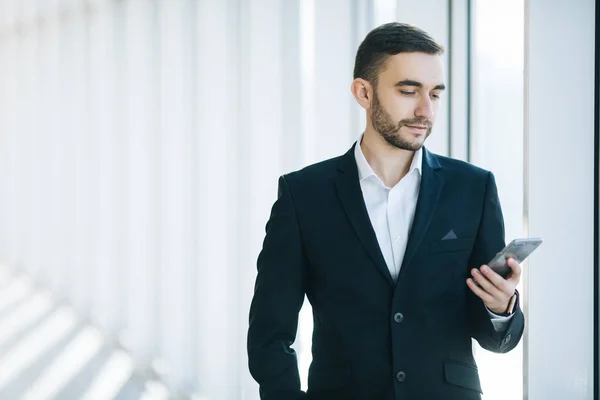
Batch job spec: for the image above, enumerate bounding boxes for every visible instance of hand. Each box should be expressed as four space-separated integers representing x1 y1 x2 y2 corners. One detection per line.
466 257 521 314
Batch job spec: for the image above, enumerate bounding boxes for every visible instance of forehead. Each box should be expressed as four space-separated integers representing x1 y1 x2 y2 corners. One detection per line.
378 52 445 88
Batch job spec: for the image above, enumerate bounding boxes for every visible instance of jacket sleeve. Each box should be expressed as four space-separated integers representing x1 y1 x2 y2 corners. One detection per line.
247 175 308 400
466 171 525 353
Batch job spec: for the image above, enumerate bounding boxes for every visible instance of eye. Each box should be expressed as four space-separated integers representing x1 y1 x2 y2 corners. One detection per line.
400 91 415 96
431 93 441 99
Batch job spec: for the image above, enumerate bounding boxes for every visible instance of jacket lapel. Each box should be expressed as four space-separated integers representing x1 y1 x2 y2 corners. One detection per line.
399 148 444 273
334 144 394 286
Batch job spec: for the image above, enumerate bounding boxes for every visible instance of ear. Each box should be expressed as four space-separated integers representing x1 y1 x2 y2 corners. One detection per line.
351 78 373 111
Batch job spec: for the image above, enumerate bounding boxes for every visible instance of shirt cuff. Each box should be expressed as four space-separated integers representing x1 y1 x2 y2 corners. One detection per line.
487 307 514 332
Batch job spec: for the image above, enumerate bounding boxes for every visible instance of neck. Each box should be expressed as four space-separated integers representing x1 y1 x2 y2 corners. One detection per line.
360 129 416 188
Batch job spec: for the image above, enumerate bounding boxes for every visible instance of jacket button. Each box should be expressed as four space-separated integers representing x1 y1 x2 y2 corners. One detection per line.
393 312 404 323
505 334 512 344
396 371 406 382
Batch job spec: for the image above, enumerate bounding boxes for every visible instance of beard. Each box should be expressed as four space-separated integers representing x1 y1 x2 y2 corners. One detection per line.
371 90 432 151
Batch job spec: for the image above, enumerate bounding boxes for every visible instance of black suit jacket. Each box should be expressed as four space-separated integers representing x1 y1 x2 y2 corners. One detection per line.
248 144 525 400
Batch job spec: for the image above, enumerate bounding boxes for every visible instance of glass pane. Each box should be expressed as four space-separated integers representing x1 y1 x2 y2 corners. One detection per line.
470 1 525 399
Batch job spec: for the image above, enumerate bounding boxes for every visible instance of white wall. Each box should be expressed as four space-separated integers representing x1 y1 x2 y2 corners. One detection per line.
524 0 596 399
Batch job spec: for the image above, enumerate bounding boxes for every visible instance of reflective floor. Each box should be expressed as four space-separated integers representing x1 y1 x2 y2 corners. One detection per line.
0 266 174 400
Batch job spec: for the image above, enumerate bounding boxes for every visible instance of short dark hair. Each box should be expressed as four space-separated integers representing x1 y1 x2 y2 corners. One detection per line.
353 22 444 87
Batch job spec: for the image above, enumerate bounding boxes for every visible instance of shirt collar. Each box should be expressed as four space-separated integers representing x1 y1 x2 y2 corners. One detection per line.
354 134 423 184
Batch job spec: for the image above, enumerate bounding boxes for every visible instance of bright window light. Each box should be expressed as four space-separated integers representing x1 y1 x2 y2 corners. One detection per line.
0 274 33 311
0 290 55 349
81 348 134 400
139 380 171 400
0 306 77 389
21 325 104 400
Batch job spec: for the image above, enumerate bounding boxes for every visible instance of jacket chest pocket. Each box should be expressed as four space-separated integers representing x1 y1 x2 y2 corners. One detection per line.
407 243 473 305
429 237 475 254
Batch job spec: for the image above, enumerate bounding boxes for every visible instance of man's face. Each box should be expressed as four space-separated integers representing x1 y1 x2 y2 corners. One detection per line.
370 52 445 151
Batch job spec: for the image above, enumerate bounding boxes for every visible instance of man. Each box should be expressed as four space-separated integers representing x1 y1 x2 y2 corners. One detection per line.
247 22 524 400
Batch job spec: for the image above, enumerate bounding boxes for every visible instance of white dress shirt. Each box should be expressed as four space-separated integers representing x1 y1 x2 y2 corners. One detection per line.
354 136 512 330
354 136 421 281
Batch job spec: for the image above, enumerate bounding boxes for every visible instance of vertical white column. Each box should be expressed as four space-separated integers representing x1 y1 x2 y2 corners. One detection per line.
121 0 158 367
299 0 316 166
449 0 469 161
313 0 356 160
47 0 69 294
3 2 18 271
114 0 128 337
525 0 595 399
156 0 195 393
195 0 240 396
87 0 122 333
57 1 88 309
14 0 36 278
53 0 67 293
26 0 46 285
0 2 17 265
34 0 60 291
0 15 5 260
196 0 286 397
396 0 450 156
69 3 92 315
53 0 68 295
469 2 525 399
351 0 373 138
281 0 304 173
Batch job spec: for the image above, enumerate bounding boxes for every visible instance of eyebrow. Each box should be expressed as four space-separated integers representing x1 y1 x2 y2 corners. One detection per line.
395 79 446 91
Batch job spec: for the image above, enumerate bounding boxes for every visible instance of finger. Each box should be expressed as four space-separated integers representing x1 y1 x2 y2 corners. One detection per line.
505 258 522 284
466 277 494 303
471 268 505 298
478 265 512 295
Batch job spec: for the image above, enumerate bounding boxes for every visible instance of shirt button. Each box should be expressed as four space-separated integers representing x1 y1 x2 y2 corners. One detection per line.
396 370 406 382
393 312 404 323
395 236 401 242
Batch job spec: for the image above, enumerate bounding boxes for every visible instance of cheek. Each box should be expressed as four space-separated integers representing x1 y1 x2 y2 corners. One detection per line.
430 102 441 121
387 96 417 119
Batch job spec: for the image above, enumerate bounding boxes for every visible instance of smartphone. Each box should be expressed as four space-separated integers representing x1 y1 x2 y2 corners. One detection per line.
487 238 543 278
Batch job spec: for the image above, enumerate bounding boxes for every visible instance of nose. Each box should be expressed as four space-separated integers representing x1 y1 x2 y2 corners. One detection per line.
414 97 434 120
